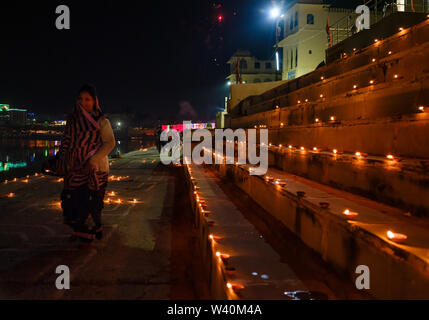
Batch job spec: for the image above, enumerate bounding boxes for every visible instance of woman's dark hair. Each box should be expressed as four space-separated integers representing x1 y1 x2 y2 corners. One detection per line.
78 84 97 100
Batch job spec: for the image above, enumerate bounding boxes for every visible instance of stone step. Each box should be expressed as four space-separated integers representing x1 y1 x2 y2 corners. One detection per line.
211 162 429 299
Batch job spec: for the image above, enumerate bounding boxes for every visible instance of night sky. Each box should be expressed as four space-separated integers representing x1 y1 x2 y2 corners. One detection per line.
0 0 360 123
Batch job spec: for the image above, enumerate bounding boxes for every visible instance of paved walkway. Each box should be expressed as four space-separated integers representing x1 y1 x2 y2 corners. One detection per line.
0 148 208 299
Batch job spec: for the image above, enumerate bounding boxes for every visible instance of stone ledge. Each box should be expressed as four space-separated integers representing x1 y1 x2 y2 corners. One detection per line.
211 163 429 299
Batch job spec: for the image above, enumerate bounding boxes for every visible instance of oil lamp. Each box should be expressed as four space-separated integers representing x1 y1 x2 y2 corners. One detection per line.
343 209 359 218
387 230 407 242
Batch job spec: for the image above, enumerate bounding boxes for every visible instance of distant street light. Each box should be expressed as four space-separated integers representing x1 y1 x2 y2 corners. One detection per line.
270 7 280 19
117 122 121 127
269 7 283 80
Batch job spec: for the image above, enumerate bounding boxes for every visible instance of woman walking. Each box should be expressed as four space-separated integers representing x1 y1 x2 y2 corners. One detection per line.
43 84 115 243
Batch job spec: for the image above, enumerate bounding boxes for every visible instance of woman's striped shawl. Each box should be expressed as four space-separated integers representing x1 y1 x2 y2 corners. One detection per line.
54 102 108 191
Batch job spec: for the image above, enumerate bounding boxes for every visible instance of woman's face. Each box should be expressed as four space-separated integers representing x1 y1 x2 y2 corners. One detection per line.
78 91 95 113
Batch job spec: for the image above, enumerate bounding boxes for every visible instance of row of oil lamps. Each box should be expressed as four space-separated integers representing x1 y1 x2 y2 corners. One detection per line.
257 106 426 129
1 173 138 203
185 163 244 295
188 151 405 243
103 188 140 205
214 142 402 164
268 143 402 163
3 173 130 185
262 174 408 243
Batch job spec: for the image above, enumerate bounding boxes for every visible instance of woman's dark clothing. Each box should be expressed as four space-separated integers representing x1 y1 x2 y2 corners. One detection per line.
61 185 106 241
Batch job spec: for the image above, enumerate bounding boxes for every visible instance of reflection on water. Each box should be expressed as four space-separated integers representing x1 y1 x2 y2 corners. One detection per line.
0 137 155 182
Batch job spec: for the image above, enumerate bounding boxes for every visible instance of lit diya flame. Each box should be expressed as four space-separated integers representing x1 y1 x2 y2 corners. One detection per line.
216 251 230 261
52 201 61 208
343 209 359 218
333 149 338 154
7 193 15 198
116 199 122 204
387 230 407 241
209 234 221 241
22 179 29 183
13 178 17 182
104 198 112 204
227 283 245 292
107 191 117 196
4 180 8 184
34 173 39 177
275 180 286 187
56 178 63 182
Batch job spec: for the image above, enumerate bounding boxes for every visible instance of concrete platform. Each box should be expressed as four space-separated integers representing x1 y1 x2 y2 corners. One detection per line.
184 164 310 300
0 148 209 299
210 162 429 299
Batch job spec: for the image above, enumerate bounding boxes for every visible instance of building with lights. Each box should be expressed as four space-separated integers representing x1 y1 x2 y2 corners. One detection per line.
226 50 279 85
326 1 429 64
278 0 354 80
0 104 27 126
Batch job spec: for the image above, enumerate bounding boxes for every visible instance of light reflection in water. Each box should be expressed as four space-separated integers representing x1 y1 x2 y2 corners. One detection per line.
0 137 155 181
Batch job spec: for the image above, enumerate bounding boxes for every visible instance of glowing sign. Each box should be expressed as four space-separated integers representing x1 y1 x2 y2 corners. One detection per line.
161 122 216 133
0 161 27 172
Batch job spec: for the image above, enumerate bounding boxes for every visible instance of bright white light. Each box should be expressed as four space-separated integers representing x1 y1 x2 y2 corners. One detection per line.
397 0 405 12
270 7 280 19
117 122 121 126
275 52 280 71
227 81 231 86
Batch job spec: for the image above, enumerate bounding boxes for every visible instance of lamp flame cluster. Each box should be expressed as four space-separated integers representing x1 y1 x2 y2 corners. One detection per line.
185 163 244 296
